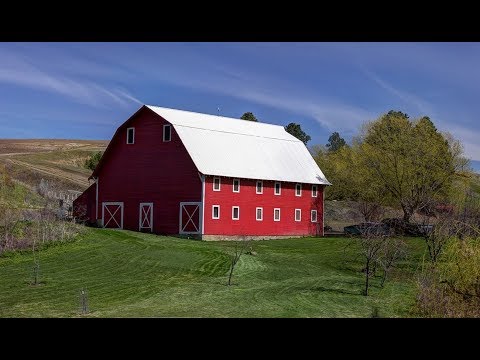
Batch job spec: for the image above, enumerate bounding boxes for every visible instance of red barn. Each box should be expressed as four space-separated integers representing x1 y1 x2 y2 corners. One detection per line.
73 105 331 240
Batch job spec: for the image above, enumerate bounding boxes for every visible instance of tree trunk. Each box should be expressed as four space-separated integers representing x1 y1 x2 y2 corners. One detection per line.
381 269 387 287
402 204 413 223
227 260 235 286
364 259 370 296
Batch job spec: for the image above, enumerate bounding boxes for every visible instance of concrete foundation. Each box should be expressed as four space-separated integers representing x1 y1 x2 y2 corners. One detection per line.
201 234 312 241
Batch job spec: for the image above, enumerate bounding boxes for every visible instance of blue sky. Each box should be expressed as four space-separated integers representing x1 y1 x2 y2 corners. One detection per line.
1 42 480 171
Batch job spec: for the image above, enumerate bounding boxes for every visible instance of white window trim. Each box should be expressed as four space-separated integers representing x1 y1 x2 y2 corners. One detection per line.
139 202 154 232
274 208 281 222
295 209 301 222
213 177 221 191
312 185 318 198
274 181 281 195
233 178 240 193
256 180 263 194
232 206 240 220
126 127 135 144
163 124 171 142
311 210 318 223
256 207 263 221
296 183 302 197
212 205 220 220
101 202 124 229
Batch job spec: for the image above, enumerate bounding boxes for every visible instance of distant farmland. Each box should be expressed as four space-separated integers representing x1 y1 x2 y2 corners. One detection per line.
0 139 108 193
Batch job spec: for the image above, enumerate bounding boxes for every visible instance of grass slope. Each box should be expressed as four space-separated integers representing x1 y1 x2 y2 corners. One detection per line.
0 228 426 317
0 139 108 192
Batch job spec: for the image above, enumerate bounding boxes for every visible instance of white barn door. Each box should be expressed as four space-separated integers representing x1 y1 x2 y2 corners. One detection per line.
102 202 124 229
179 202 201 234
139 202 153 232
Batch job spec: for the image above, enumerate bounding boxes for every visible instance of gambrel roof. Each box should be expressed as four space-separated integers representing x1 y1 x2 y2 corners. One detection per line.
146 105 330 185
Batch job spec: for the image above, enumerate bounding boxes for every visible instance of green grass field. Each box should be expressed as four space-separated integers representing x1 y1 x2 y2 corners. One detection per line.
0 228 427 317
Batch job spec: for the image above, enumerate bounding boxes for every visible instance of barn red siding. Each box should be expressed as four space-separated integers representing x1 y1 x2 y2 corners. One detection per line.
95 108 201 234
73 182 96 223
203 176 324 236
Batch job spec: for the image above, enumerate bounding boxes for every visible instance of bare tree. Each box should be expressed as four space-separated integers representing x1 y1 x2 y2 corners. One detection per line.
357 201 384 222
377 237 407 287
31 234 40 285
227 238 250 286
0 203 22 254
358 232 387 296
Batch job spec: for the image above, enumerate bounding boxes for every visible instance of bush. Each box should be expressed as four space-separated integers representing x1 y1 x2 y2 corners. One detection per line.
417 236 480 317
84 151 103 171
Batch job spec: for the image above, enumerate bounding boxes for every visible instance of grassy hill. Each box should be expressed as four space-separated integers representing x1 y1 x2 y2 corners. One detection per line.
0 228 426 317
0 139 108 193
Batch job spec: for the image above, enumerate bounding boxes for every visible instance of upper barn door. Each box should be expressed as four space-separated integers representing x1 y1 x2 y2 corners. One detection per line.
102 202 124 229
179 202 201 234
139 203 153 232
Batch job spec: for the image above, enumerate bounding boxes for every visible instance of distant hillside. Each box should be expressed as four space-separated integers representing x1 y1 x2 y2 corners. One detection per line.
0 139 109 194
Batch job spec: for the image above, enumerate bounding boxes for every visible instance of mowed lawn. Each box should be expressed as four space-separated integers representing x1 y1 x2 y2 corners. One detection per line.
0 228 426 317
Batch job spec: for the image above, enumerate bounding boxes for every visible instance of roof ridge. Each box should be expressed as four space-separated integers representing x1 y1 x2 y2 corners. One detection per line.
173 123 301 142
145 104 286 130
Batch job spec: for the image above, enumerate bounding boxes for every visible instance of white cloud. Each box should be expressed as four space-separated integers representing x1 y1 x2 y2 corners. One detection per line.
0 48 139 109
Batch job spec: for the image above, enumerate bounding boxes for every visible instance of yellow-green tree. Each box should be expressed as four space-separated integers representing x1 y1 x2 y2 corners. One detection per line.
359 111 459 223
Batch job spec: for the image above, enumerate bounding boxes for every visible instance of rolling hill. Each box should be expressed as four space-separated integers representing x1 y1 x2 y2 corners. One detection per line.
0 139 108 195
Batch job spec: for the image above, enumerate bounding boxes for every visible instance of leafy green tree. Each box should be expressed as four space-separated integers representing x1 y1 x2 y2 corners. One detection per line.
240 112 258 122
84 151 103 171
285 123 311 145
359 111 459 222
326 132 347 152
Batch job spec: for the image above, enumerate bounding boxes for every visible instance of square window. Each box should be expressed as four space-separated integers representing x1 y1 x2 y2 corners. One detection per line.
213 177 221 191
233 179 240 193
296 183 302 197
256 180 263 194
232 206 240 220
127 127 135 144
274 208 281 221
275 182 281 195
163 124 171 142
295 209 301 222
256 207 263 221
212 205 220 219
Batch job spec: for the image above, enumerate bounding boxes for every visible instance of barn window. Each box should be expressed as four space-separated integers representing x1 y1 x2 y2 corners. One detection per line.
232 206 240 220
256 180 263 194
295 209 301 222
163 125 171 142
126 127 135 144
212 205 220 219
233 179 240 193
274 208 281 221
256 207 263 221
213 177 221 191
296 183 302 197
311 210 318 223
274 181 281 195
312 185 318 197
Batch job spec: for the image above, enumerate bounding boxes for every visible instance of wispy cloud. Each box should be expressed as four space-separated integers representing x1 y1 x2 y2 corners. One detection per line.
0 48 140 109
361 68 435 116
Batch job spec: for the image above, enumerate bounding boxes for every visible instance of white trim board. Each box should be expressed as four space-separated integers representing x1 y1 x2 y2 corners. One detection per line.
139 202 153 232
102 202 124 229
179 202 202 234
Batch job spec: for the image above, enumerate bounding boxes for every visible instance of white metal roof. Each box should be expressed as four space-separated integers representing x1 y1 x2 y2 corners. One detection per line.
146 105 331 185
